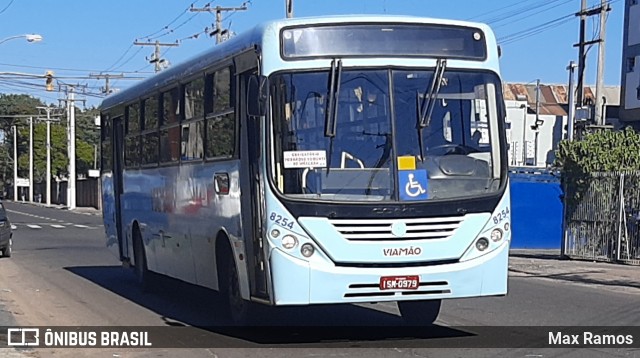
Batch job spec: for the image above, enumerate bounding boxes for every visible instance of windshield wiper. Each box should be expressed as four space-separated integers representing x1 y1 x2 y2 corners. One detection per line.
417 59 447 161
325 59 342 172
325 59 342 137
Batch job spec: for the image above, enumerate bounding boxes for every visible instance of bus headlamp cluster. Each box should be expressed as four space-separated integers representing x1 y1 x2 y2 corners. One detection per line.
490 228 503 242
281 235 298 249
270 226 317 257
475 228 505 252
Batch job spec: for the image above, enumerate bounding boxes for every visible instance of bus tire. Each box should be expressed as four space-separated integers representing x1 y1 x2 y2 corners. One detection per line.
1 237 11 258
397 299 441 325
133 228 153 292
226 256 253 325
218 240 252 325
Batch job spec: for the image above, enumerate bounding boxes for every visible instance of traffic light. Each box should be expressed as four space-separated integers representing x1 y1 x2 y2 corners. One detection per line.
45 71 54 91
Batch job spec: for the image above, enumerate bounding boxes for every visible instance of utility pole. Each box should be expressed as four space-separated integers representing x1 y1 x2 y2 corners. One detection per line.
89 73 124 94
190 4 248 44
29 117 33 203
286 0 293 18
574 0 608 114
594 0 611 126
12 126 17 201
36 106 62 206
58 86 79 209
576 0 587 107
567 61 577 141
133 41 179 72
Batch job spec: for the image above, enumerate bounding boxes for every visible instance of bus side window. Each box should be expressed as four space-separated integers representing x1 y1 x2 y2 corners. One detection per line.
162 87 181 125
205 67 235 159
125 103 141 168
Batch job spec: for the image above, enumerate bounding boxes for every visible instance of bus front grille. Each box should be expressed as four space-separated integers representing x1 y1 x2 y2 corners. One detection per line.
344 280 451 298
329 216 463 241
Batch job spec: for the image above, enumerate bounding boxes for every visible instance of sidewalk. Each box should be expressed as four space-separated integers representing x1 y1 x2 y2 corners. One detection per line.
509 249 640 294
7 200 101 216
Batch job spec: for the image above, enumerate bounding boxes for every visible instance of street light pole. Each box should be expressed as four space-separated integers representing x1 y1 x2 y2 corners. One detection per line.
29 117 33 202
67 88 76 210
13 126 17 201
37 106 61 206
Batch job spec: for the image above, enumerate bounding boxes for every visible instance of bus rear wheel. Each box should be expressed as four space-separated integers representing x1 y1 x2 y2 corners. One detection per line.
133 229 153 291
397 299 442 325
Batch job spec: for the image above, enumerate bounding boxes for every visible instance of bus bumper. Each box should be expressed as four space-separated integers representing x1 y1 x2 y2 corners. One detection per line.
269 239 509 305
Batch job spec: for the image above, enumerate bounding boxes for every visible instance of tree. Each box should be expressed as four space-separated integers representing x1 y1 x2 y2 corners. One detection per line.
0 94 47 194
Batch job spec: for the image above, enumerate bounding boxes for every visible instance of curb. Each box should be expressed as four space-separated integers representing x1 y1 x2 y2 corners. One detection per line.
6 200 101 216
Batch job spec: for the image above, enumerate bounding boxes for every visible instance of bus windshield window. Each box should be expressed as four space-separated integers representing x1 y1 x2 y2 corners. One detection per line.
269 69 503 202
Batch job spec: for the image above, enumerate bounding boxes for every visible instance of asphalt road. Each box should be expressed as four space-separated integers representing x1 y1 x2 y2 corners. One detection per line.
0 201 638 358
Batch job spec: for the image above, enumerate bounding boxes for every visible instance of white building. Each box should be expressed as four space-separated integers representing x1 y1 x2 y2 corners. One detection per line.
503 83 620 168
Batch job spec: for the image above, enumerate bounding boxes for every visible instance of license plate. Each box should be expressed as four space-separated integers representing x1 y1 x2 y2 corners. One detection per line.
379 275 420 290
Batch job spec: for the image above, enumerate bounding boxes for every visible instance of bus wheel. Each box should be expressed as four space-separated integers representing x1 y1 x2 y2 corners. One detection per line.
397 299 442 325
225 257 252 325
1 238 11 258
133 229 152 291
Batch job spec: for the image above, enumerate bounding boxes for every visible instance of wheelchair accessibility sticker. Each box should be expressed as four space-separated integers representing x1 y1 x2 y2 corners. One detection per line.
398 169 428 201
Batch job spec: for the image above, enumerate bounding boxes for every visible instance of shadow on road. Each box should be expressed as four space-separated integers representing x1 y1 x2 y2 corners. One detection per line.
65 265 474 346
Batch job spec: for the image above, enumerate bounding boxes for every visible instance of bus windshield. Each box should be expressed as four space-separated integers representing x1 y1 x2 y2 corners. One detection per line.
269 68 504 202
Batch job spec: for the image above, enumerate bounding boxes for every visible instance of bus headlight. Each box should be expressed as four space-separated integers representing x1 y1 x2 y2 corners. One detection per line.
490 228 503 242
301 243 315 257
476 238 489 251
281 235 298 250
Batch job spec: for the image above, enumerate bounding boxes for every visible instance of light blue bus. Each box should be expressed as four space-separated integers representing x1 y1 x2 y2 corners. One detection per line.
100 15 511 325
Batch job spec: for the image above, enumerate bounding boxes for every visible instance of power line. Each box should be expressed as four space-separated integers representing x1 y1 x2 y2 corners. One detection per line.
0 0 15 16
0 62 153 75
492 0 574 29
485 0 570 25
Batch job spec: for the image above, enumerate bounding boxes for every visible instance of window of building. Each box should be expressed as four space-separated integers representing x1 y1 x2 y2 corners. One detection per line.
628 57 636 73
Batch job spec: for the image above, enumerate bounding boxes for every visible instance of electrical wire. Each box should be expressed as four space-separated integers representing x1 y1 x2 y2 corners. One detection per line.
0 0 15 16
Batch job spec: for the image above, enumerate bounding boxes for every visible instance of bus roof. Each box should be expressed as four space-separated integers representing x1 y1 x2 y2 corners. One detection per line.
100 15 495 111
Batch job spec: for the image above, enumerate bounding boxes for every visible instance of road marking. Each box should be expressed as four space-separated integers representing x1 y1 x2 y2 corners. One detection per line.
26 224 42 229
73 224 89 228
50 224 65 229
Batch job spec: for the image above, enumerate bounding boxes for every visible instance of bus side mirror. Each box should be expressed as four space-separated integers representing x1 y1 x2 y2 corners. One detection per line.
247 75 269 117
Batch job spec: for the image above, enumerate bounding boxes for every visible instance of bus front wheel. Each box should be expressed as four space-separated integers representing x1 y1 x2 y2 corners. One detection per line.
223 256 253 325
397 299 441 325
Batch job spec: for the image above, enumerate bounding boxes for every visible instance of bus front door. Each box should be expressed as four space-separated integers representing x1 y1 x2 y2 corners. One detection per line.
238 62 270 301
112 115 128 261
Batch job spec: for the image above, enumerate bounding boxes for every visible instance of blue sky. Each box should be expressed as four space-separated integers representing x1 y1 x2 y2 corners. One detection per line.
0 0 625 107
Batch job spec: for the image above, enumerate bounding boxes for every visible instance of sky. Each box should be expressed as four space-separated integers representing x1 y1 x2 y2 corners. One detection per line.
0 0 626 108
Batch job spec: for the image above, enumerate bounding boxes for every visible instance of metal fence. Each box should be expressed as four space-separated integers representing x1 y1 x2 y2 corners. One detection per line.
563 171 640 265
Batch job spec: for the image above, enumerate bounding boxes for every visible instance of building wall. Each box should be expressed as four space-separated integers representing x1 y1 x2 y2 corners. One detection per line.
505 100 567 168
621 0 640 121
